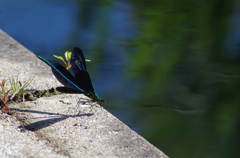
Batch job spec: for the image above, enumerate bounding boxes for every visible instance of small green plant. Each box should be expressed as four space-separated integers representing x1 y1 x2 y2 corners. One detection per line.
0 79 7 94
0 80 10 111
0 77 34 112
53 50 91 70
9 77 34 101
0 90 10 111
53 51 72 70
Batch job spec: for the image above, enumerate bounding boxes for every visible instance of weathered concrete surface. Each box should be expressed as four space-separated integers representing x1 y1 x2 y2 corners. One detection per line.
0 29 169 158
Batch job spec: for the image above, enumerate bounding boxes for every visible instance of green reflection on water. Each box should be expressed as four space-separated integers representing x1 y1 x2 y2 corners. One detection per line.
127 0 240 157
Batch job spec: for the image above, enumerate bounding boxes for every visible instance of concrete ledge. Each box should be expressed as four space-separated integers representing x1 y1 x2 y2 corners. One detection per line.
0 29 168 158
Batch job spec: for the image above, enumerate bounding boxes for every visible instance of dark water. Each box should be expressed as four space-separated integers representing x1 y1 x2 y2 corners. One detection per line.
1 0 240 157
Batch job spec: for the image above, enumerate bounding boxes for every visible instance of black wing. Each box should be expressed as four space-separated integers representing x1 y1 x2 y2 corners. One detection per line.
70 47 95 93
71 47 87 75
74 70 94 93
51 63 75 89
56 87 83 93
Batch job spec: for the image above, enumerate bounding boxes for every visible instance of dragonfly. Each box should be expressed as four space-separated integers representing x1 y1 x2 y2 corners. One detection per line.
37 47 105 103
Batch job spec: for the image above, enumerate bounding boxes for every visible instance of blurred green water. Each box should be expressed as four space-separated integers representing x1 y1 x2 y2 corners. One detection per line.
126 0 240 157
